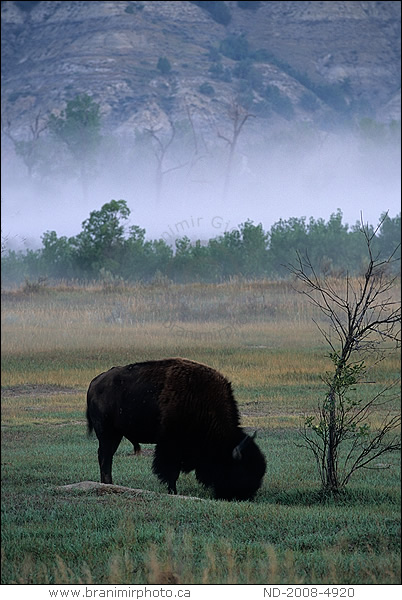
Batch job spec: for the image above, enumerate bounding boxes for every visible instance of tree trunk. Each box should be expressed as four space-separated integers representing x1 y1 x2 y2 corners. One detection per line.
155 164 163 205
222 143 235 203
326 389 339 492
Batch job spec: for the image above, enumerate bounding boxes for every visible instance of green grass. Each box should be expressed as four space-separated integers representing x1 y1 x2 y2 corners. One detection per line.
1 280 400 584
2 423 400 585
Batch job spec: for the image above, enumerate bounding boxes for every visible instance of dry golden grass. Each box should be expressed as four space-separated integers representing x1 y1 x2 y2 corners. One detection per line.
1 390 84 427
3 277 399 344
2 278 399 425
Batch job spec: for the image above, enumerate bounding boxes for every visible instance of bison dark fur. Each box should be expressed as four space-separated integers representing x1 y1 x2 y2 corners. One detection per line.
86 358 266 500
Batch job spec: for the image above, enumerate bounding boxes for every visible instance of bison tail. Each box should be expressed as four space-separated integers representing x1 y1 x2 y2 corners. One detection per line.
86 407 94 436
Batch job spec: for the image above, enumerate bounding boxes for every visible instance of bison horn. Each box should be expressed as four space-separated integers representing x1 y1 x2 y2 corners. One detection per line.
232 431 257 460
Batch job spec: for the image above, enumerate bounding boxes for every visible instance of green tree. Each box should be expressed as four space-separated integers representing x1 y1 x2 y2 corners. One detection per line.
72 199 130 277
190 1 231 25
199 82 215 97
157 57 172 75
239 220 269 277
48 94 101 198
41 230 76 279
120 225 173 281
376 212 401 270
219 34 250 61
14 1 40 11
142 238 173 281
268 217 309 277
237 1 260 10
268 212 375 277
208 229 243 279
1 249 31 286
306 211 352 275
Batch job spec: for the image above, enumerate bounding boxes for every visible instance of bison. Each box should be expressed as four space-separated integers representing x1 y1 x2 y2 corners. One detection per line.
86 357 266 500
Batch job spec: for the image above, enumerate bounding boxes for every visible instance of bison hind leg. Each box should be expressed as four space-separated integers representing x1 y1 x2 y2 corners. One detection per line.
97 432 123 484
152 442 181 495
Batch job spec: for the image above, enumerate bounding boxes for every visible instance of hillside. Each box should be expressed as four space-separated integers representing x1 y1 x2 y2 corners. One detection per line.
2 0 401 137
1 1 401 253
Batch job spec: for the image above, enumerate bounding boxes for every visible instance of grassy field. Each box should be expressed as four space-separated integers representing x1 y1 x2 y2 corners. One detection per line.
1 280 400 585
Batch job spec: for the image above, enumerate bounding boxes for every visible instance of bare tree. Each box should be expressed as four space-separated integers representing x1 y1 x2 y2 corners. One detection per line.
145 120 188 205
289 215 401 493
217 101 254 202
2 111 48 178
183 102 210 179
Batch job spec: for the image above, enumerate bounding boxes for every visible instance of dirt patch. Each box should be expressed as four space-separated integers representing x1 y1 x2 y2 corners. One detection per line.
1 385 84 398
240 401 272 417
55 481 204 501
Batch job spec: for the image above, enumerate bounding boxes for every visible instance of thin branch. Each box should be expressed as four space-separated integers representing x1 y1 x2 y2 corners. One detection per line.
291 221 401 492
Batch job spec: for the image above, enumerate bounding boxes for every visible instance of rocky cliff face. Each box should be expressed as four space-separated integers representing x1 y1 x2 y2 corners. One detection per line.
2 0 400 138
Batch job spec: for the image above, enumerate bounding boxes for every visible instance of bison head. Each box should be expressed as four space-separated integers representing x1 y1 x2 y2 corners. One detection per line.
196 431 266 501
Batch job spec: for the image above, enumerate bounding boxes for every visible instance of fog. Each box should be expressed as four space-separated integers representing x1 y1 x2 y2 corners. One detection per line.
1 127 400 251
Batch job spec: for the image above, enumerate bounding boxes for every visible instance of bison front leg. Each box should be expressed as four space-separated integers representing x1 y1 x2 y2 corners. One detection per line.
167 481 177 495
152 442 180 495
98 434 123 484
